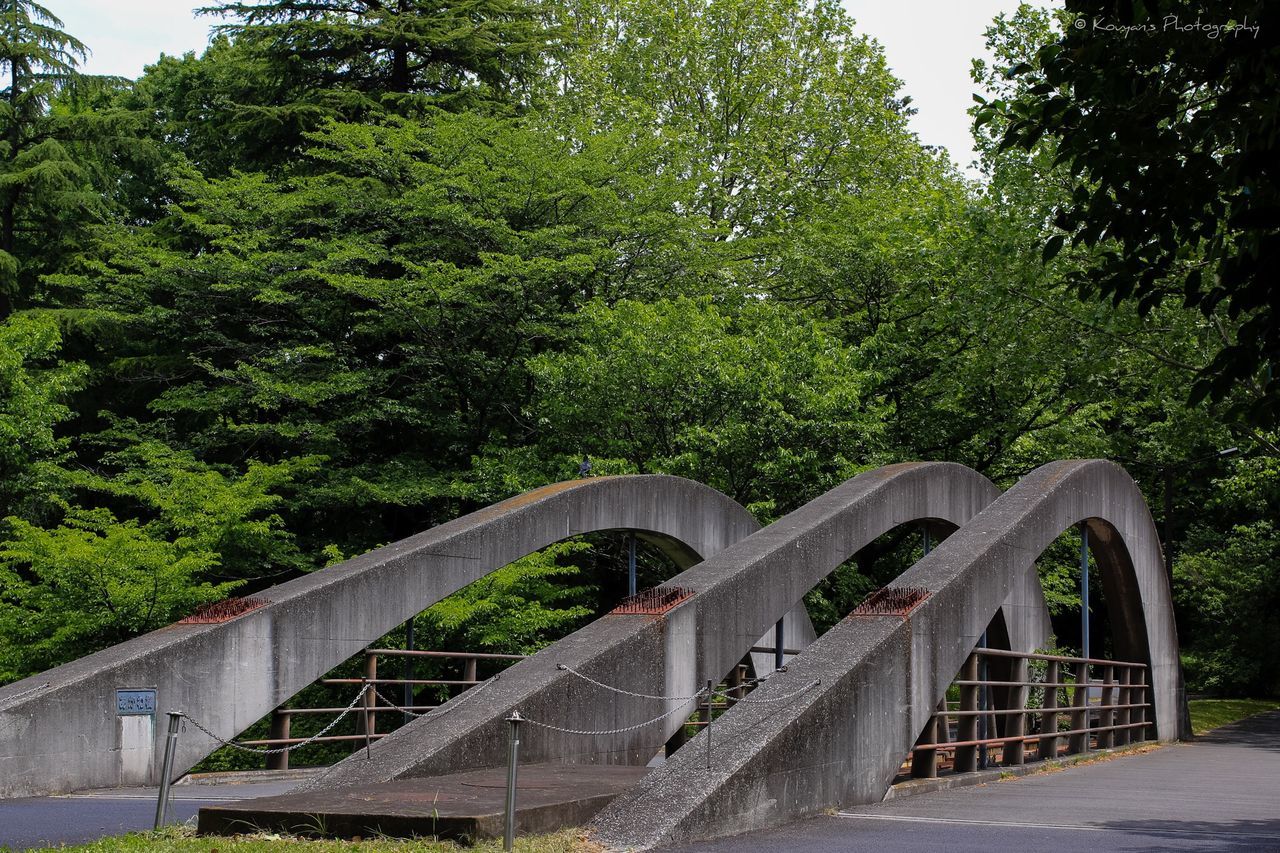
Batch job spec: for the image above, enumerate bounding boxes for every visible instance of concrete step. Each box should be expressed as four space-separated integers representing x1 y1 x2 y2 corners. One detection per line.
197 763 650 841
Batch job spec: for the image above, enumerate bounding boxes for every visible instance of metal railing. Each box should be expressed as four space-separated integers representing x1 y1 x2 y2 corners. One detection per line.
243 648 527 769
907 647 1152 779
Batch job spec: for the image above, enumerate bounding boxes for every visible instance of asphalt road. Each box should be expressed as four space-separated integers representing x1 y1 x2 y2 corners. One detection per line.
0 779 305 851
676 710 1280 852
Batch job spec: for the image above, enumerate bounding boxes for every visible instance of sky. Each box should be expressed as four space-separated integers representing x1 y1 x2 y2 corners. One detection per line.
49 0 1043 177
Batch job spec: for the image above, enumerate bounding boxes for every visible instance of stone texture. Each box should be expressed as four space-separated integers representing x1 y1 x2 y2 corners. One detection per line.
591 460 1182 850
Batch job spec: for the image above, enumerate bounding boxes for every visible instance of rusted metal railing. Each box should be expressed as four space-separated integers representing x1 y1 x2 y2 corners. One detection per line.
244 648 527 769
907 647 1152 779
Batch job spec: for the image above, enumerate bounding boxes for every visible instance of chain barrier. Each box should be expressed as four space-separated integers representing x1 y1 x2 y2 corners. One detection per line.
180 683 371 756
0 681 51 708
371 673 499 720
556 664 708 702
520 687 711 737
712 678 821 704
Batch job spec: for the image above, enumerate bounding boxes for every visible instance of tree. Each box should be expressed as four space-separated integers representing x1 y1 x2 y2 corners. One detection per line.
981 0 1280 422
204 0 553 103
0 0 90 318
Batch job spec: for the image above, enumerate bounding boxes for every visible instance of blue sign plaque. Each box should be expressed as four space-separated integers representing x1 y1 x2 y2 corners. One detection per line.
115 689 156 715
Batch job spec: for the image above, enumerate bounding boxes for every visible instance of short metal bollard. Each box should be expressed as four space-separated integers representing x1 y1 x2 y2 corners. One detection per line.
153 711 182 829
504 711 524 852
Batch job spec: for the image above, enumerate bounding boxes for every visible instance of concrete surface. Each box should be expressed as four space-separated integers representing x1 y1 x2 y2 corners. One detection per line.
285 462 1020 795
671 710 1280 853
199 764 651 841
0 475 761 798
593 460 1179 850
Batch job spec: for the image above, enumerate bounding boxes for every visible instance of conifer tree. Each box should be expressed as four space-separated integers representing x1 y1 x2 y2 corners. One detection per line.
0 0 88 319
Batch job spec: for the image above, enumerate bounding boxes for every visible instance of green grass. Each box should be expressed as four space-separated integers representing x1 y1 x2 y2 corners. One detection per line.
1188 698 1280 736
17 825 599 853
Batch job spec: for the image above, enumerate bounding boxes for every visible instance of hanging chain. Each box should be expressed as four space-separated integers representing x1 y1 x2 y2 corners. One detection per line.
180 683 371 756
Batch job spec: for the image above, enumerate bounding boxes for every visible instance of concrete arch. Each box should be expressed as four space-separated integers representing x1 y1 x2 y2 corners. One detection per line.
592 460 1182 850
296 461 1046 795
0 475 760 798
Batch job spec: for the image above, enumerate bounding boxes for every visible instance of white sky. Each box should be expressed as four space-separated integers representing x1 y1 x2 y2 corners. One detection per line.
49 0 1047 177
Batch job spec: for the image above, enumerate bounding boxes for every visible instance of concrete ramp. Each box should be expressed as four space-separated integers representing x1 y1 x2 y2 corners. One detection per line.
0 475 760 798
591 460 1183 850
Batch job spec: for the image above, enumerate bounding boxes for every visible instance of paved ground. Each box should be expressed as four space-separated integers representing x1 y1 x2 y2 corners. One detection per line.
0 778 305 851
4 712 1278 851
676 710 1280 852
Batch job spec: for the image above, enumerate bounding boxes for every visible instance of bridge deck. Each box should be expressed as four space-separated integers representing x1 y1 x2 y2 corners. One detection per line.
675 709 1280 852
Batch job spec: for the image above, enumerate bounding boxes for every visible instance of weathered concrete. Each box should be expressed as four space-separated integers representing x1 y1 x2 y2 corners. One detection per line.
198 764 650 841
0 475 761 798
279 462 1028 797
591 460 1180 850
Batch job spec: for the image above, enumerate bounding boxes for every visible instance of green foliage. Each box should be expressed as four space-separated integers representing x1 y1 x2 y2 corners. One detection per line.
206 0 554 101
0 314 84 519
987 0 1280 422
1174 454 1280 695
526 296 886 512
0 508 232 680
419 541 595 655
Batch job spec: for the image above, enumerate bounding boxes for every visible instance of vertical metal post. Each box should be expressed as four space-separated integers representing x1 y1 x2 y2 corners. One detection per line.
1080 524 1091 711
704 679 714 768
1163 469 1174 583
504 711 523 852
774 616 785 672
404 618 415 725
627 534 637 598
977 636 988 770
153 711 182 829
1080 524 1090 664
922 527 931 556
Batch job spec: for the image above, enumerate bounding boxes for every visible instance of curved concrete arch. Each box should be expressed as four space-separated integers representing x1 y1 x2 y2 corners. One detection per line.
592 460 1181 850
295 461 1046 795
0 475 760 798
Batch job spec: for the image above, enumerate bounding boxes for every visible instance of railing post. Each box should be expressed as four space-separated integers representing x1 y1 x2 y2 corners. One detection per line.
954 652 979 773
774 616 786 672
1115 666 1132 747
1039 660 1060 761
403 619 416 724
1003 654 1027 766
464 656 478 684
1069 662 1089 755
910 698 946 779
1099 664 1116 749
267 710 291 771
359 651 377 740
977 643 989 770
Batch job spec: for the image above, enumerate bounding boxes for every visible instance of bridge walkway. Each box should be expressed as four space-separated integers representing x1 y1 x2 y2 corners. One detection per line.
674 710 1280 852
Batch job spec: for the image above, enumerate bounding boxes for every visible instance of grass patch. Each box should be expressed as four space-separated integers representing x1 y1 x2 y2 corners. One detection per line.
19 825 601 853
1188 698 1280 736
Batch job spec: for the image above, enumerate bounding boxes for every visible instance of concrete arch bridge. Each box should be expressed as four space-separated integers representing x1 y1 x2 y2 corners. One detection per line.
0 460 1184 849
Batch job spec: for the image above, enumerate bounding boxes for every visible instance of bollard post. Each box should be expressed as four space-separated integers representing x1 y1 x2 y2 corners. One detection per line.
504 711 523 852
153 711 182 829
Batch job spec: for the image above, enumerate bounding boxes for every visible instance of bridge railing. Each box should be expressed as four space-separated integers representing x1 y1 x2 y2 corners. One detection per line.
907 647 1152 779
239 648 528 770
